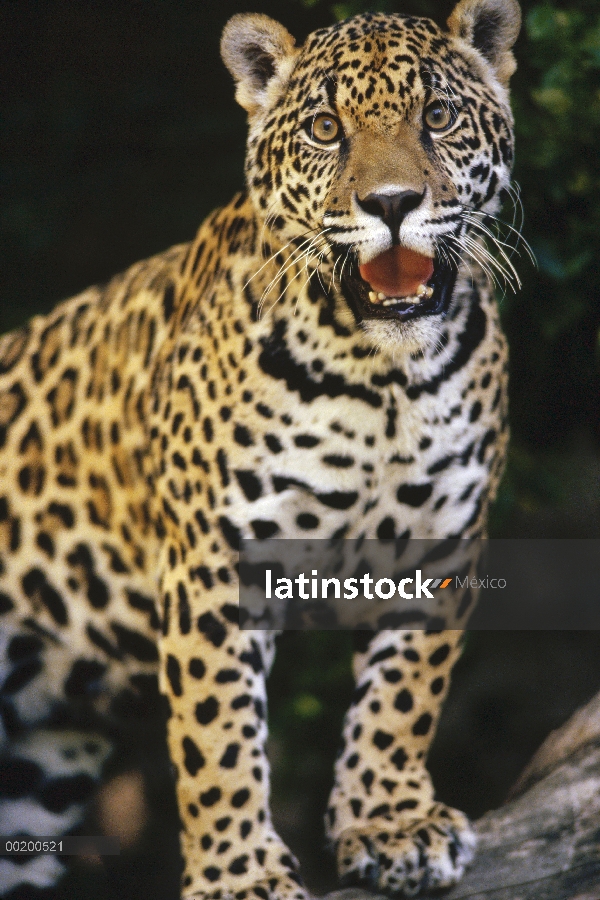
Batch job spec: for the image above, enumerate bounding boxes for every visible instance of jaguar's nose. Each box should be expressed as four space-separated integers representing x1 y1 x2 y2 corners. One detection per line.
356 190 425 243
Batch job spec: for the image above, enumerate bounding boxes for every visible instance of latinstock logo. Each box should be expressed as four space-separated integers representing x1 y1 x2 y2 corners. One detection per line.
240 537 600 631
264 569 456 601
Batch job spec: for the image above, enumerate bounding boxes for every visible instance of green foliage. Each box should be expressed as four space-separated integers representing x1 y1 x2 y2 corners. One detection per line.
499 7 600 517
512 2 600 298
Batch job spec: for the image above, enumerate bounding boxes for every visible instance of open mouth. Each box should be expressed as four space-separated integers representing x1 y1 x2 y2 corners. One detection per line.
341 245 457 323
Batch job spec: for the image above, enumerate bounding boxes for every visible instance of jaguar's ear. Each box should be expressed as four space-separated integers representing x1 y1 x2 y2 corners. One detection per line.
447 0 521 84
221 14 298 115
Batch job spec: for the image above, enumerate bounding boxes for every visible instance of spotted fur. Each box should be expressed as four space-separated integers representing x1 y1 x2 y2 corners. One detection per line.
0 1 520 896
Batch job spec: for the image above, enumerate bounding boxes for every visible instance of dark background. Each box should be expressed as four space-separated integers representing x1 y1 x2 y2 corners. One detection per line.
1 1 599 898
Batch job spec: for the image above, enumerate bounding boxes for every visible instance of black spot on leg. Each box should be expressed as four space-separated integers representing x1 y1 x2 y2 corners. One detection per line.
0 758 42 795
110 623 158 662
196 696 219 725
22 568 68 625
189 658 206 679
368 803 390 818
394 689 413 713
428 644 450 666
470 400 482 422
431 677 444 695
166 654 182 696
377 517 395 540
3 658 43 693
8 634 43 661
219 516 241 550
240 641 263 673
231 788 250 808
390 747 408 771
231 694 251 710
198 612 226 647
183 737 205 776
233 424 253 447
395 798 418 812
41 774 96 812
163 282 175 322
220 743 241 768
229 855 249 875
361 770 374 791
0 592 15 614
369 646 396 665
372 730 394 750
195 566 213 589
86 624 121 659
178 582 191 635
412 713 432 736
203 866 221 881
352 680 371 705
64 659 106 697
215 669 241 684
296 513 319 530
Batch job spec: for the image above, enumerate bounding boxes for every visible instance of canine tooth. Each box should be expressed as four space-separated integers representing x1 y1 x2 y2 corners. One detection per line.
368 291 378 302
417 284 434 298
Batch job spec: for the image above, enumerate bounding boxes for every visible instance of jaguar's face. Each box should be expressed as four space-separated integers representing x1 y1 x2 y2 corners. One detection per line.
222 1 520 347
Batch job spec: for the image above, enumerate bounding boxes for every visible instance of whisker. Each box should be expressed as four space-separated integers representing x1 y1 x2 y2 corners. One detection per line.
262 260 315 319
258 231 333 317
466 208 536 267
246 229 319 293
462 216 523 288
338 248 352 287
458 234 509 290
257 233 329 311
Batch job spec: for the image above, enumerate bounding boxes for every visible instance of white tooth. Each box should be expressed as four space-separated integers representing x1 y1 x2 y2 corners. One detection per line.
416 284 434 299
368 291 378 302
377 292 386 301
383 298 397 306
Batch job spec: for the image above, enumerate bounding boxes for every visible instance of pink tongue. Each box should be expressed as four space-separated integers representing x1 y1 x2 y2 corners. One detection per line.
359 246 434 298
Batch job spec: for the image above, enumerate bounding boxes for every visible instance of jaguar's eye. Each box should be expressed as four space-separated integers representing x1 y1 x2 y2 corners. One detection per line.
307 113 342 144
423 100 454 132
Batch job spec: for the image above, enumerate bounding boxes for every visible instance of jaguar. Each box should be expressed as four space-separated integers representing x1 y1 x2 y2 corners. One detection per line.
0 0 521 896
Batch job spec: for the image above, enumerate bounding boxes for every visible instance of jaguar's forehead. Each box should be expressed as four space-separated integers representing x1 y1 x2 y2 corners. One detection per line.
289 13 465 122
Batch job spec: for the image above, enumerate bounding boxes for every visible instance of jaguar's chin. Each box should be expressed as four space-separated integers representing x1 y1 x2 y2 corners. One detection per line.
341 248 457 325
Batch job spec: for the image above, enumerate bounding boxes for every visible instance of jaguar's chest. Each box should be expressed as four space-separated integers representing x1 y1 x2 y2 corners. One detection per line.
188 355 504 543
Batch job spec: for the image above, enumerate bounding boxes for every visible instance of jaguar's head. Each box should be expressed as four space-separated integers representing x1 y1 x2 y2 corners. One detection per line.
222 0 521 350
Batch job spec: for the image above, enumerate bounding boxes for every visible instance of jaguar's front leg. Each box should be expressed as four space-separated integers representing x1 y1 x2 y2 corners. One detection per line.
326 629 475 897
159 566 308 900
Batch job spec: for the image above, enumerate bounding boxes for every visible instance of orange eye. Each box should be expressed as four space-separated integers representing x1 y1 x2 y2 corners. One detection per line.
308 113 342 144
423 100 454 132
